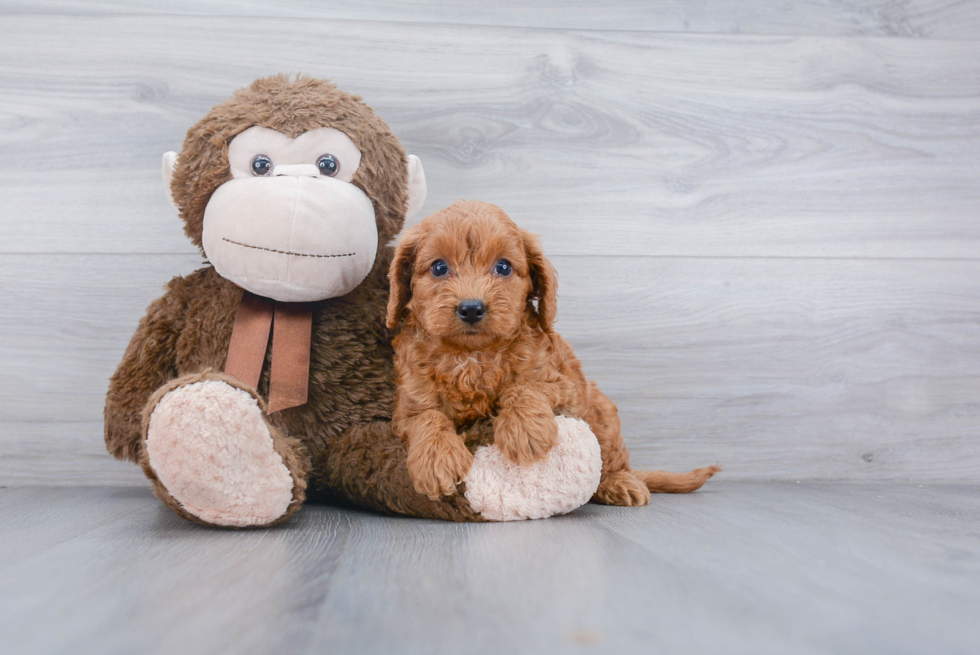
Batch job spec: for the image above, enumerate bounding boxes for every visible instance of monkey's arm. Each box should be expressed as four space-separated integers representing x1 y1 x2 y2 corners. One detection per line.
104 287 183 462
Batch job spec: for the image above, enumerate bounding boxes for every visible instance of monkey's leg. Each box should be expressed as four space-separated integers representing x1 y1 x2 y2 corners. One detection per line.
139 371 310 528
312 416 602 522
311 421 485 522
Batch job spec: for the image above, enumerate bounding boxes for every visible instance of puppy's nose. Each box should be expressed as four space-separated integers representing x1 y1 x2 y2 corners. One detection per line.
456 300 487 325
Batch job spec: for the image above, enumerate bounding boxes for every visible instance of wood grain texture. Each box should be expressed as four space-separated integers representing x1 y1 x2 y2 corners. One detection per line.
2 11 978 486
2 253 977 484
1 484 978 654
3 0 980 39
1 16 980 258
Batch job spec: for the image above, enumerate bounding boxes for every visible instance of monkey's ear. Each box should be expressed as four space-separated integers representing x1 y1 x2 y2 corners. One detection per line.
405 154 427 223
522 229 558 333
386 224 423 329
162 151 179 213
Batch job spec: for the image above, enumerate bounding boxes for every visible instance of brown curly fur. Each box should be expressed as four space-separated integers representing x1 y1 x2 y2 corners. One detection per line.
104 75 485 524
387 200 719 504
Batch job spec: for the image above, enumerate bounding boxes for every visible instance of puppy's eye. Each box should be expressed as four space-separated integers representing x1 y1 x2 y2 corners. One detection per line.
494 259 512 277
316 154 339 177
430 260 450 277
250 155 273 177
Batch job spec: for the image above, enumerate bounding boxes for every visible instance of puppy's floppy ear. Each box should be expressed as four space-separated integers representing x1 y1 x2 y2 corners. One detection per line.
521 229 558 332
386 224 424 328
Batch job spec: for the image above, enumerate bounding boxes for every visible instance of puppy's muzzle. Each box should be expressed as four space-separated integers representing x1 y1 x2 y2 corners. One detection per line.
456 300 486 325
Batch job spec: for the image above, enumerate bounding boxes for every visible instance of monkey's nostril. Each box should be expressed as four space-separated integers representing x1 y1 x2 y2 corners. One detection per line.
456 300 487 325
271 164 320 178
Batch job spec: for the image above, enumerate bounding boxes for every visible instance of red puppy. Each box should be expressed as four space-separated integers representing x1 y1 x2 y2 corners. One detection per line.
387 200 718 503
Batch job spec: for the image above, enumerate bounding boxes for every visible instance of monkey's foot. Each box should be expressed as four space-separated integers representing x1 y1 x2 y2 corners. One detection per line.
143 374 306 527
464 416 602 521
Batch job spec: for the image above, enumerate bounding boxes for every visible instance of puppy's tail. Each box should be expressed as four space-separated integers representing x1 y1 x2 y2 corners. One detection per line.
635 466 720 494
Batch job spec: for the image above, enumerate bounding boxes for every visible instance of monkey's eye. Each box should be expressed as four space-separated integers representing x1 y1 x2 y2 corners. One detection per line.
430 260 450 278
494 259 512 277
250 155 273 177
316 154 339 177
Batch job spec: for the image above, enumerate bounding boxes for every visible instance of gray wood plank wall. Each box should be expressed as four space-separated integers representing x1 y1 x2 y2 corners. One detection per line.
1 3 978 485
7 0 980 39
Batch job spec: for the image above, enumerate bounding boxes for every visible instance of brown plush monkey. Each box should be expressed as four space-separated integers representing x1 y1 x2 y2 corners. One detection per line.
105 75 602 526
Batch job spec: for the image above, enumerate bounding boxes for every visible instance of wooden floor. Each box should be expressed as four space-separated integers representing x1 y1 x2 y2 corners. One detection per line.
1 482 977 655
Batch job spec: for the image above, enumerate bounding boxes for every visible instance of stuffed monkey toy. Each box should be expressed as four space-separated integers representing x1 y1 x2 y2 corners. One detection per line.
104 75 603 526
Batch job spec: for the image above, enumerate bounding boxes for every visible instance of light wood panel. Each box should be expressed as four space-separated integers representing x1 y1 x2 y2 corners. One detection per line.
4 0 980 39
1 484 979 654
3 253 977 484
1 16 979 258
2 10 978 486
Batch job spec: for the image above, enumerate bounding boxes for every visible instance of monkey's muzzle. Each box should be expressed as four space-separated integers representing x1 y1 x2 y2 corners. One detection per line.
202 175 378 302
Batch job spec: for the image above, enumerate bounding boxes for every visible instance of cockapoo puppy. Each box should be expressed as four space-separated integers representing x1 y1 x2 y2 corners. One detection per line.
387 200 718 503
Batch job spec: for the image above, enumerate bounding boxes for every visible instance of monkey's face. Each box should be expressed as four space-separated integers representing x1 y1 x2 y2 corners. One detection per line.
166 76 427 302
193 126 378 302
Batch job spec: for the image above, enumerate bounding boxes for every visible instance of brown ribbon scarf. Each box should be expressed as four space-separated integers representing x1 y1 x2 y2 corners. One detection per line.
224 292 313 414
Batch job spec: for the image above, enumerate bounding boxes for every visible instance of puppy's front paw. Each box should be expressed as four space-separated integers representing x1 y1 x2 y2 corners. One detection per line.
406 432 474 500
493 404 559 466
593 470 651 507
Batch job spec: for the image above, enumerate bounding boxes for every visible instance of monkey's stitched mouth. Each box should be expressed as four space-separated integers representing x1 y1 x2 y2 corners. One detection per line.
222 238 355 259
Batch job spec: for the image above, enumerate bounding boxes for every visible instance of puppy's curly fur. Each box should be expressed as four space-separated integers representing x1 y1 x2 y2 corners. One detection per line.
387 200 718 504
